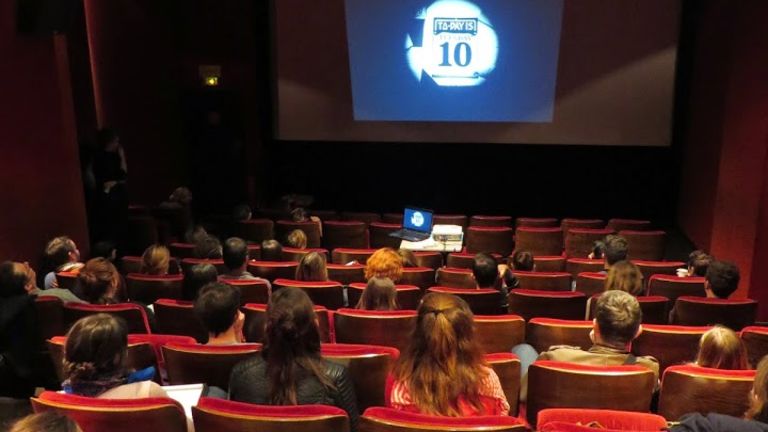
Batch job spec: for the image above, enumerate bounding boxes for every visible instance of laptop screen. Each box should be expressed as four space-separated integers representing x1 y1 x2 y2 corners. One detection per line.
403 207 433 233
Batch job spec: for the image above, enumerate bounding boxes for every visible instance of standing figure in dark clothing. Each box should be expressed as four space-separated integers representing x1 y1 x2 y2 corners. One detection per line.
92 128 128 242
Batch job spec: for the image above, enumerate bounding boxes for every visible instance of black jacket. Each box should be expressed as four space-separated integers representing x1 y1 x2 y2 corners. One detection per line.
229 355 359 431
0 295 40 397
671 413 768 432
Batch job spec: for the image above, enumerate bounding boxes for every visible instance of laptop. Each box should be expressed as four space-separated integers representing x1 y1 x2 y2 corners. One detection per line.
389 207 434 242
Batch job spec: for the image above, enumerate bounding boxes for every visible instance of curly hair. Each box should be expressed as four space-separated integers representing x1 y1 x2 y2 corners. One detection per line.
365 248 403 282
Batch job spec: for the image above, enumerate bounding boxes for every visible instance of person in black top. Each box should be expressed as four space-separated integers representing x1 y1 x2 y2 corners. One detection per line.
92 128 128 242
229 287 359 430
472 253 507 313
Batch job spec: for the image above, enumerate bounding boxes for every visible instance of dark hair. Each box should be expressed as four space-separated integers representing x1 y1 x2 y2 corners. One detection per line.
472 253 498 288
706 260 740 299
78 258 120 304
90 241 116 261
194 283 241 337
688 250 713 277
397 249 418 268
510 250 534 271
261 240 283 261
356 277 398 311
64 314 128 383
591 241 605 259
0 261 28 298
296 252 328 281
183 263 218 300
96 128 119 151
291 207 308 222
603 235 629 266
223 237 249 270
595 290 642 347
185 225 209 244
262 287 333 404
45 236 77 268
10 412 81 432
194 236 223 259
232 204 252 222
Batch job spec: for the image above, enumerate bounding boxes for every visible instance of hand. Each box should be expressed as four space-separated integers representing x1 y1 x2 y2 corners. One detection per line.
104 181 117 193
234 310 245 343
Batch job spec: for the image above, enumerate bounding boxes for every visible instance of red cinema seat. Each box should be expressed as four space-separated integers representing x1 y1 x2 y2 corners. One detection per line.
742 326 768 368
566 258 605 277
327 263 367 285
465 227 515 256
647 275 706 305
126 273 183 304
470 215 513 227
281 247 329 263
446 252 501 270
369 222 402 249
31 391 187 432
242 303 330 343
334 309 417 352
515 227 563 256
321 343 400 410
193 397 350 432
433 214 469 229
55 271 78 291
247 261 299 282
121 256 180 275
348 283 422 310
359 407 526 432
672 296 757 330
341 211 382 225
508 289 587 321
399 267 436 289
180 258 227 275
565 228 614 258
516 217 559 228
236 218 275 244
526 318 593 353
607 219 652 232
474 315 526 353
63 303 151 334
219 278 271 304
513 271 571 291
154 299 207 342
34 296 65 340
538 408 667 432
632 324 711 373
275 220 322 248
162 343 262 389
332 248 377 265
435 267 476 289
323 221 369 250
620 230 666 261
534 256 566 272
428 287 504 315
413 251 443 269
561 218 606 231
575 272 606 296
273 279 345 310
633 260 685 281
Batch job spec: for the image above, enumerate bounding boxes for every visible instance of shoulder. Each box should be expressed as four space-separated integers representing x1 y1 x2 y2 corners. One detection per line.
673 413 768 432
539 345 584 359
322 359 349 381
231 355 266 378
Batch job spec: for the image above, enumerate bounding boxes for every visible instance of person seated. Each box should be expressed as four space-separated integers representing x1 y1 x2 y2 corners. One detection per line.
670 260 740 324
260 240 283 262
397 249 418 268
229 288 359 428
602 235 629 272
473 252 507 313
194 283 244 345
183 263 218 300
139 244 172 275
2 261 84 303
62 314 166 398
159 186 193 210
387 293 510 416
355 277 398 311
220 237 265 284
513 290 659 401
501 250 535 289
295 252 329 282
78 258 124 305
10 412 81 432
670 355 768 431
286 229 308 249
695 326 750 370
685 250 713 277
588 240 605 260
193 235 223 259
90 240 117 262
364 248 403 282
42 236 84 289
605 260 644 296
185 224 209 244
232 203 252 223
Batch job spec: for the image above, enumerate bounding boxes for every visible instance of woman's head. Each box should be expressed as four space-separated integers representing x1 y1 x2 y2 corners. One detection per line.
10 412 81 432
510 250 534 271
397 249 418 268
365 248 403 282
140 244 170 275
64 314 128 382
356 277 398 311
747 355 768 422
295 252 328 281
696 326 749 370
605 260 644 296
263 287 330 404
287 229 308 249
393 293 487 416
78 258 121 304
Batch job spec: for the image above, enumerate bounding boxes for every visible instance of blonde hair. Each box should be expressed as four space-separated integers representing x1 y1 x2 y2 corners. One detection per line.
139 244 170 275
696 326 749 370
10 412 81 432
287 229 308 249
295 252 328 281
365 248 403 282
746 355 768 422
605 261 644 296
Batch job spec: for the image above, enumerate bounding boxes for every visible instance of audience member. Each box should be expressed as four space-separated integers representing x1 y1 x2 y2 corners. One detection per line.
291 207 323 236
513 290 658 401
388 293 509 416
78 258 122 304
139 244 171 275
588 240 606 260
605 260 644 296
183 263 218 300
286 229 308 249
185 224 209 244
670 355 768 430
232 203 252 222
295 252 329 281
193 235 223 259
63 314 165 398
602 235 629 271
473 252 507 312
159 186 193 210
502 250 534 289
260 240 283 261
43 236 84 289
229 288 359 428
90 240 117 262
4 261 83 304
397 249 418 268
9 412 81 432
695 326 750 370
194 283 244 345
687 250 713 277
365 248 403 282
220 237 261 282
705 260 740 299
356 277 398 311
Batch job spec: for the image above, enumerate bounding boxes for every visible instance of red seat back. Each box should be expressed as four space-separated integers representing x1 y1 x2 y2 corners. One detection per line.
538 408 667 432
513 271 571 291
742 326 768 368
566 258 605 277
242 303 330 343
427 287 504 315
646 275 705 305
162 343 262 389
180 258 227 275
273 279 345 310
435 267 476 289
126 273 183 304
515 227 563 256
369 222 402 249
673 296 757 330
516 217 559 228
658 365 755 421
281 247 329 263
246 261 299 282
470 215 513 227
474 315 526 353
433 214 469 229
565 228 614 258
323 221 369 250
632 260 684 281
63 303 151 334
534 256 567 272
236 218 274 244
508 289 587 321
632 324 711 373
34 296 65 340
219 278 271 304
398 267 436 289
333 309 417 352
465 227 514 256
575 272 606 296
413 252 443 269
340 211 381 225
276 220 322 248
485 353 521 416
561 218 605 231
331 248 377 265
327 263 367 285
321 343 400 410
620 230 666 261
607 219 652 232
526 318 593 353
360 407 526 431
154 299 207 342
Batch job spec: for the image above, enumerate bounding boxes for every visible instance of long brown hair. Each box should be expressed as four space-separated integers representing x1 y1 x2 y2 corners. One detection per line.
64 314 128 383
78 258 121 304
605 260 644 296
392 293 487 416
262 287 334 404
696 326 750 370
746 356 768 422
295 252 328 281
140 244 170 275
356 277 398 311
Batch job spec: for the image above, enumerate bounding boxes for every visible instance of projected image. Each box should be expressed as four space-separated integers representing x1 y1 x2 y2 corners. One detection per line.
345 0 564 122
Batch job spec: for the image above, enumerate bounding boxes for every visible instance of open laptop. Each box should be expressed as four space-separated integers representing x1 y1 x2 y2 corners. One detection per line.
389 207 434 242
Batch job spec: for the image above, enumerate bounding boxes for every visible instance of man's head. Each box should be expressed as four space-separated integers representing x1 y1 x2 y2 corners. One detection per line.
45 236 80 268
260 240 283 262
688 250 713 277
594 290 642 348
194 236 223 259
603 235 629 268
194 282 242 338
472 253 499 288
0 261 36 297
705 260 740 299
223 237 249 271
510 250 534 272
232 204 252 222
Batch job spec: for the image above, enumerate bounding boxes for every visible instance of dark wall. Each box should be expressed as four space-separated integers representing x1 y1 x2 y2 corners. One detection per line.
0 2 89 262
